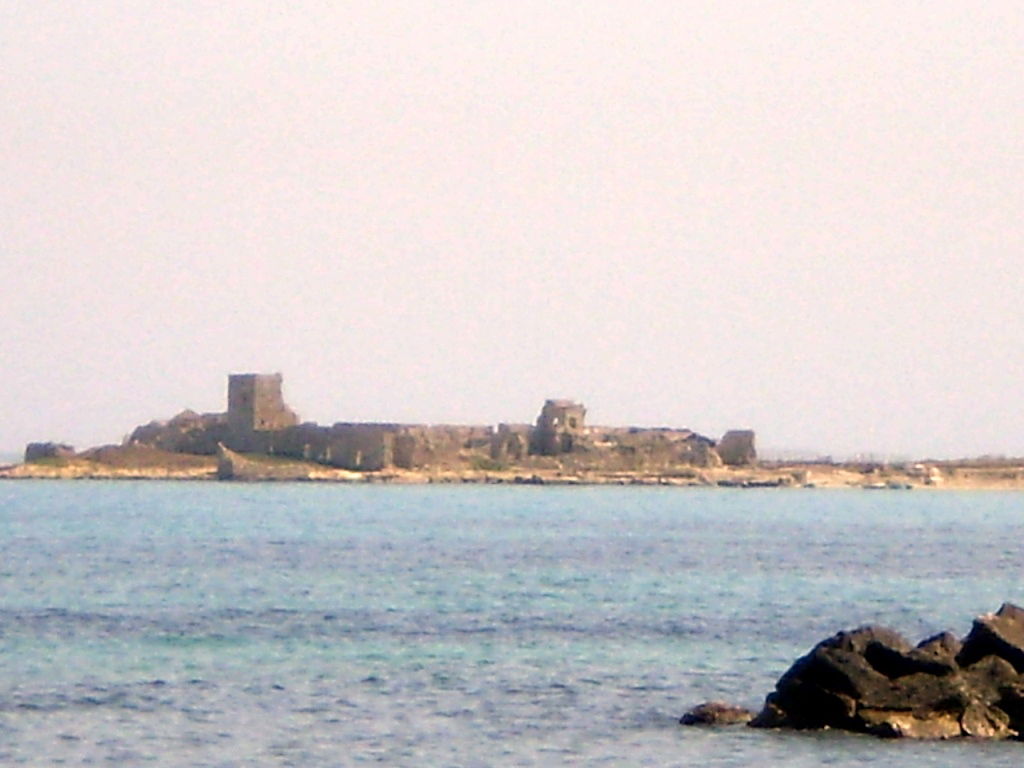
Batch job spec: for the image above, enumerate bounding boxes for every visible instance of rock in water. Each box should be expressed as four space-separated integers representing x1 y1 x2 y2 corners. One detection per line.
747 604 1024 740
680 701 754 726
957 603 1024 672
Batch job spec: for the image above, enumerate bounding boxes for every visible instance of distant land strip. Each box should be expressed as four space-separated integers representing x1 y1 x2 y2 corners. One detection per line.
4 373 1024 489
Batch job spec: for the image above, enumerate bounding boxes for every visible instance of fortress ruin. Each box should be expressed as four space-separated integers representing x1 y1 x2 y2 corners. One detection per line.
125 373 756 473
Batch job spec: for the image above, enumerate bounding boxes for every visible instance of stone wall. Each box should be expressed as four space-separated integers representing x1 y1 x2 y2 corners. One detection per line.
324 424 395 471
397 425 493 468
263 422 494 471
264 422 330 461
491 424 531 462
261 422 392 471
586 427 722 470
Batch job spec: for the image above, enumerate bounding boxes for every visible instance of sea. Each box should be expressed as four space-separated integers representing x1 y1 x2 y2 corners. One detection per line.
2 481 1024 766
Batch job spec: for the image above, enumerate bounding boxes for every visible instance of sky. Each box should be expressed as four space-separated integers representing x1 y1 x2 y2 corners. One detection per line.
2 1 1023 460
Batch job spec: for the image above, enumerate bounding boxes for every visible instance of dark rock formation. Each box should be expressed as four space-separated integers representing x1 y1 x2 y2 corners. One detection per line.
957 603 1024 672
680 701 754 726
748 604 1024 739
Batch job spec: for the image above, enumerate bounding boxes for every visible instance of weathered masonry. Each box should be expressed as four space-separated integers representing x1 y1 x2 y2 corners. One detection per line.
126 373 756 472
227 373 299 434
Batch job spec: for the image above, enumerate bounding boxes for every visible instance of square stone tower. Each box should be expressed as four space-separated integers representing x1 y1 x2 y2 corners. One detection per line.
227 373 299 434
717 429 757 466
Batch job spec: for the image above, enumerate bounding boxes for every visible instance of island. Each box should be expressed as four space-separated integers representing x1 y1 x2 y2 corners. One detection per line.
3 373 1024 488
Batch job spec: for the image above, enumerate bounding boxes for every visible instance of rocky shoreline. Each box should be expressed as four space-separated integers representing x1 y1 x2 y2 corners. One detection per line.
683 603 1024 740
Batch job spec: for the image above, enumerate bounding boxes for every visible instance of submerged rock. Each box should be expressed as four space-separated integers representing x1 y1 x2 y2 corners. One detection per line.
680 701 754 726
745 603 1024 740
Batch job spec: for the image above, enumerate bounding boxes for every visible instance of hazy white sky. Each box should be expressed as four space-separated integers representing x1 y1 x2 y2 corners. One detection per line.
2 1 1022 459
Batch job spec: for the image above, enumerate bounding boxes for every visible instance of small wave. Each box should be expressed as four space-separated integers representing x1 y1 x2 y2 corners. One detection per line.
1 685 144 714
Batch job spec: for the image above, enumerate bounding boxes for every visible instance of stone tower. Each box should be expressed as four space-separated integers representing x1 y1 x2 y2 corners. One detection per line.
227 373 299 435
530 399 586 456
717 430 757 466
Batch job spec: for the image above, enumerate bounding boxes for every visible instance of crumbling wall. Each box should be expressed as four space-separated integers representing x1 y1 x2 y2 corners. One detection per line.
263 422 393 471
129 410 228 454
491 424 531 462
394 425 494 468
278 423 495 471
324 424 395 471
676 435 723 468
266 422 330 461
584 427 720 470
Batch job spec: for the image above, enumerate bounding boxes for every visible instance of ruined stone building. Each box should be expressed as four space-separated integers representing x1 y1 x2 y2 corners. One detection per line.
227 373 299 434
490 424 531 462
530 399 587 456
128 373 297 456
717 430 757 466
126 373 756 472
128 410 227 455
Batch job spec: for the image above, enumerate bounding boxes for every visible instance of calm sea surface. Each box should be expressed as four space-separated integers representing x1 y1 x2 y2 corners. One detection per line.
2 481 1024 766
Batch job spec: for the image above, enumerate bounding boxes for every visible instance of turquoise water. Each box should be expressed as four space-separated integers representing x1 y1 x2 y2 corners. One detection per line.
2 482 1024 765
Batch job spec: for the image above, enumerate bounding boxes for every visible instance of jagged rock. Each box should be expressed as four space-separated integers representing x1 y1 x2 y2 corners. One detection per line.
756 628 910 729
866 634 959 678
957 603 1024 672
858 709 962 740
997 682 1024 725
915 631 962 669
747 606 1024 740
961 655 1019 705
960 701 1013 739
680 701 754 726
